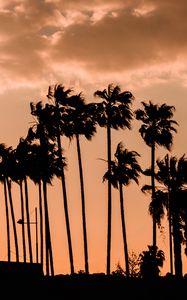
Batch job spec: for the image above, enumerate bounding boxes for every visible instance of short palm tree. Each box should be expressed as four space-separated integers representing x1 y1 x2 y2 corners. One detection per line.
135 101 178 252
103 142 141 277
139 245 165 278
94 84 134 274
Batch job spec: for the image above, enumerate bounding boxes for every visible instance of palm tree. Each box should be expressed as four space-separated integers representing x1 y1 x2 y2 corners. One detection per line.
27 142 44 269
0 144 11 261
11 153 26 263
0 145 19 262
141 185 169 271
28 102 55 276
3 175 11 261
47 84 76 274
135 101 177 253
103 142 141 277
153 154 174 275
139 245 165 278
27 139 61 272
94 84 134 274
155 154 187 277
6 177 19 262
13 138 33 264
56 92 97 274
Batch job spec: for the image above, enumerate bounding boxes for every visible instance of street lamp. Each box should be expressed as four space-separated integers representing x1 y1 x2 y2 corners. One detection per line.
17 207 38 264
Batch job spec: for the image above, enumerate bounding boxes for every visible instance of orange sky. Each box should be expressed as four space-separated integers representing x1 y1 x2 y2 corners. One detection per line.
0 0 187 276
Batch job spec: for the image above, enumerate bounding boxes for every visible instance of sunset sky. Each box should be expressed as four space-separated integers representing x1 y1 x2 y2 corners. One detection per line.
0 0 187 276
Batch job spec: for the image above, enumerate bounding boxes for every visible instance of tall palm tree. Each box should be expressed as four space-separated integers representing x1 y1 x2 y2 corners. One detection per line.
27 139 61 272
103 142 141 277
94 84 134 274
27 142 44 269
13 138 33 264
47 84 75 274
3 176 11 261
0 144 11 261
135 101 177 253
155 154 187 277
11 159 26 263
154 154 174 275
141 185 169 271
0 145 20 262
56 92 97 274
6 178 19 262
28 102 55 276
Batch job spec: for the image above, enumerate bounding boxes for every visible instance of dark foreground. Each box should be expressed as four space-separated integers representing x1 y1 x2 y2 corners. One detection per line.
1 273 187 300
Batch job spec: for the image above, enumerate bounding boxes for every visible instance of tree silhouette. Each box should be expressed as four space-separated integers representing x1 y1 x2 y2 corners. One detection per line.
0 144 12 262
94 84 134 274
47 84 75 274
155 154 187 277
103 142 141 277
0 144 19 262
13 138 34 264
27 142 44 269
59 92 97 274
139 245 165 278
29 102 55 276
135 101 177 254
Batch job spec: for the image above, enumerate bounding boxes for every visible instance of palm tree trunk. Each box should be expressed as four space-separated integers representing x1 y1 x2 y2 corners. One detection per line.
20 179 26 263
38 180 44 269
172 190 182 278
56 130 74 274
24 177 33 263
42 179 54 276
3 178 11 262
7 179 19 262
43 181 49 276
173 217 183 277
35 207 38 263
107 110 112 275
76 134 89 274
119 183 129 277
151 143 156 249
168 192 173 275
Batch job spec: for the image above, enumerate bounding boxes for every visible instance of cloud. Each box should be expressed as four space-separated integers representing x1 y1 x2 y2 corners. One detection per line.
51 0 187 68
0 0 186 91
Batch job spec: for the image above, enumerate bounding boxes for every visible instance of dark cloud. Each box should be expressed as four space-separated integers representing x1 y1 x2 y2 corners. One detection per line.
51 0 187 72
0 0 186 88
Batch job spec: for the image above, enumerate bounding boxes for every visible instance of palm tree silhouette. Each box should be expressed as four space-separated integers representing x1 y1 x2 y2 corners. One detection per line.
155 154 187 277
47 84 75 274
13 138 34 264
0 144 11 261
94 84 134 274
11 142 26 263
7 178 19 262
29 102 55 276
139 245 165 278
103 142 141 277
59 92 97 274
3 175 11 261
0 144 19 262
27 142 44 269
135 101 177 253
